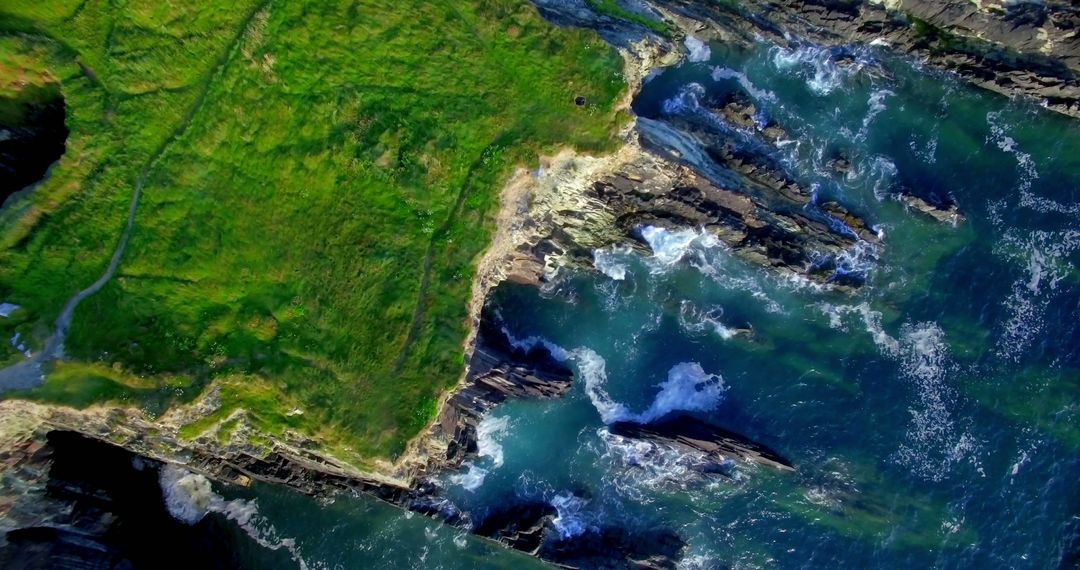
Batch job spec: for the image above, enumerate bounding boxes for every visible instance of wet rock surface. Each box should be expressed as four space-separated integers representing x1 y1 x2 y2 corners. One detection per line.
431 316 574 471
610 414 795 473
649 0 1080 118
473 500 557 554
540 525 686 570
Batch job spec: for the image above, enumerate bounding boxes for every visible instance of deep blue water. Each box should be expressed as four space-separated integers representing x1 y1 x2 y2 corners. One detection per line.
201 38 1079 569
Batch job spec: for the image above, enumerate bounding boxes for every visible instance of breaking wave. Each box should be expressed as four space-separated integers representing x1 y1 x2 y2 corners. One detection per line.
159 465 309 569
501 326 571 362
678 301 741 340
639 225 721 272
711 67 778 102
994 228 1080 361
593 245 633 281
450 463 488 492
683 35 712 63
477 414 510 468
550 493 591 539
770 43 866 95
571 348 726 425
819 308 983 480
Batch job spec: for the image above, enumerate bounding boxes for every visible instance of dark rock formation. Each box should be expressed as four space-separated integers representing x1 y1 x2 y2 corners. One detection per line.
0 431 294 569
897 191 965 225
0 92 67 206
609 414 795 472
433 316 574 471
474 500 557 554
540 525 687 570
591 131 878 288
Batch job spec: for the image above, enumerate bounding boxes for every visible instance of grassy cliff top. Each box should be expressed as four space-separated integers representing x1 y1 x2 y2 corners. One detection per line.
0 0 626 463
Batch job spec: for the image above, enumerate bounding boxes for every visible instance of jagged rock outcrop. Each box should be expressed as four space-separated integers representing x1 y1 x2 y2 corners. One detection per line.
649 0 1080 118
473 500 557 554
488 127 879 292
609 414 795 473
898 191 965 225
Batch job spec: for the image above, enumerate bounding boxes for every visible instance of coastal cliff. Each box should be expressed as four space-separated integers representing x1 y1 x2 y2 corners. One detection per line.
2 1 1078 568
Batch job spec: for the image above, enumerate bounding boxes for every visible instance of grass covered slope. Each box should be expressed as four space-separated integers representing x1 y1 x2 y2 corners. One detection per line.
0 0 626 461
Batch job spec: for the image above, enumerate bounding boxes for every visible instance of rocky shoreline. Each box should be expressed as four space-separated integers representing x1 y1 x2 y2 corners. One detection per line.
3 1 1078 568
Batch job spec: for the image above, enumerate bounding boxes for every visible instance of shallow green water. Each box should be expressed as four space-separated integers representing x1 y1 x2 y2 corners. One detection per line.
202 39 1079 569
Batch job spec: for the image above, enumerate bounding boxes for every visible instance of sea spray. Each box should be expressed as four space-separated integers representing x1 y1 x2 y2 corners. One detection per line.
679 301 740 340
683 36 712 63
550 493 590 539
711 67 778 102
570 348 727 424
593 245 633 281
159 465 309 569
476 414 510 468
450 463 489 492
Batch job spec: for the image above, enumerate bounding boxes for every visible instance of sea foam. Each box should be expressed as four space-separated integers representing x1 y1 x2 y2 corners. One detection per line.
159 465 309 569
571 348 726 425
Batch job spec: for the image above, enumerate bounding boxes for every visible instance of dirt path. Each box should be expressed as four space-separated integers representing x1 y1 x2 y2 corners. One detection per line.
0 1 272 393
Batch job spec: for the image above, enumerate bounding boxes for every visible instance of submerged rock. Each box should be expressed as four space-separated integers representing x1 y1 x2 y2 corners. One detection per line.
897 192 965 225
540 524 686 570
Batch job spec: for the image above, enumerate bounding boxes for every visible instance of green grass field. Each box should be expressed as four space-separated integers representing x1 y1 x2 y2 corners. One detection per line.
0 0 626 463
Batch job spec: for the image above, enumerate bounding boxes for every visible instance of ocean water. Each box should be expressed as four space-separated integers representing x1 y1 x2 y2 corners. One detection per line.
198 39 1079 568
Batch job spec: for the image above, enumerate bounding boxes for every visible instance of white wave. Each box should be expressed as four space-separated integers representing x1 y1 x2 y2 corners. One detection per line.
661 82 707 116
770 44 862 95
476 415 509 468
500 326 570 362
593 245 632 281
819 309 981 480
818 302 899 355
857 89 894 141
684 35 711 63
640 225 720 271
994 228 1080 361
711 67 778 102
570 348 726 424
679 301 740 340
595 429 737 496
550 493 589 539
0 302 20 318
638 362 727 423
832 239 880 280
986 110 1041 198
159 465 309 569
571 348 632 424
910 132 939 165
160 464 215 524
449 462 488 492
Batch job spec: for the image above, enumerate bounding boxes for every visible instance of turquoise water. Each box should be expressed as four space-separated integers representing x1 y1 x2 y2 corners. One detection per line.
214 40 1079 568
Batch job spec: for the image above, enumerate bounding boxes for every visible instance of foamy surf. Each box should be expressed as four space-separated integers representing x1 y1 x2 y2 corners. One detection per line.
571 348 727 425
159 465 309 569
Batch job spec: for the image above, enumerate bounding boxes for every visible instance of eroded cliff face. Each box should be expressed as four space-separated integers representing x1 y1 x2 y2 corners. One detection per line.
2 1 1078 568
